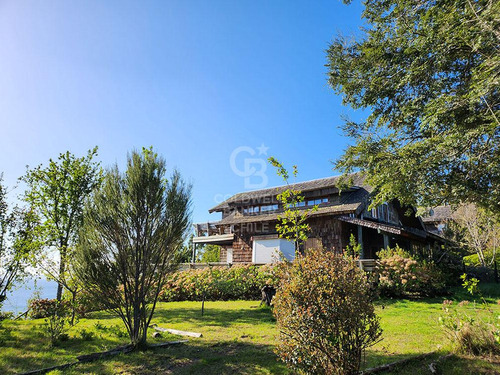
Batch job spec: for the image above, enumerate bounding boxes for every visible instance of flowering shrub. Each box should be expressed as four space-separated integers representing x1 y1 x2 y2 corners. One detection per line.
29 299 69 319
159 264 278 302
273 249 382 375
376 246 446 297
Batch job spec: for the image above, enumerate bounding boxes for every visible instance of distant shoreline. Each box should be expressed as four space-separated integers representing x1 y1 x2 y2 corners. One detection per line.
2 278 58 314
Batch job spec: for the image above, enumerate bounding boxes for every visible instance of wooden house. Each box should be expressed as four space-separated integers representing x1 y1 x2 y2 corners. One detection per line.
193 174 446 264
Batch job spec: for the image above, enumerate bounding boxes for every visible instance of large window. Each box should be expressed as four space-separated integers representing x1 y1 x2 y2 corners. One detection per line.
307 197 328 206
244 204 278 214
261 204 279 212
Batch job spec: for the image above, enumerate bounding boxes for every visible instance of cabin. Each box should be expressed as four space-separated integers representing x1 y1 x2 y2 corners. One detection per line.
192 174 446 265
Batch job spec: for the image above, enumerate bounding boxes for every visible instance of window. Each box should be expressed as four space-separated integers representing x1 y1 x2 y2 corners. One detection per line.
244 204 278 214
243 206 260 214
377 203 389 222
261 204 278 212
307 197 328 206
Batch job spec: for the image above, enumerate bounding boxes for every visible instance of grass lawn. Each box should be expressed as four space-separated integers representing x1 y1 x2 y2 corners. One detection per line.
0 284 499 374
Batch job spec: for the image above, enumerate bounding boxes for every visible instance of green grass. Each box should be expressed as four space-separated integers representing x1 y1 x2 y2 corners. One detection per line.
0 284 499 374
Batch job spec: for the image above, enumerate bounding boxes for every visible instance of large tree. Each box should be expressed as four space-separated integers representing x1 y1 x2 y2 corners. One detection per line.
21 148 102 301
0 175 39 307
76 148 192 348
328 0 499 213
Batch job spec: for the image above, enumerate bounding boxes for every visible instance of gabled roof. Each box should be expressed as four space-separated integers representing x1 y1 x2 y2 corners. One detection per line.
421 205 453 223
209 173 368 213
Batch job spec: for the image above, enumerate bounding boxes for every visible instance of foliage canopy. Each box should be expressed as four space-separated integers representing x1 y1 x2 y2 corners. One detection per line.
328 0 500 213
20 147 102 301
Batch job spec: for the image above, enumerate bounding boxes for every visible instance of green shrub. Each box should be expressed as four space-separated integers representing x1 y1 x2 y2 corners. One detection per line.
376 246 446 297
77 328 96 341
273 249 382 375
29 299 69 319
93 321 127 338
42 304 70 347
440 278 500 355
0 311 13 321
159 264 278 302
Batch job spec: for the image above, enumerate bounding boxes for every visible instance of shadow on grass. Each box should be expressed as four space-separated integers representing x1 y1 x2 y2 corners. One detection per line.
154 306 276 327
66 340 288 375
90 303 276 328
363 351 500 375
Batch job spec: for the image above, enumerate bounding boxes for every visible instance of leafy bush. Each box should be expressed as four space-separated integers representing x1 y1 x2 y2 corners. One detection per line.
0 311 13 321
159 264 278 302
42 304 70 346
376 246 446 297
93 321 127 338
77 328 96 341
273 249 382 375
29 299 69 319
440 275 500 355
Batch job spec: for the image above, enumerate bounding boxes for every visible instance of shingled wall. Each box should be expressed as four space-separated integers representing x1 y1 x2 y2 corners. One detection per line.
219 216 351 263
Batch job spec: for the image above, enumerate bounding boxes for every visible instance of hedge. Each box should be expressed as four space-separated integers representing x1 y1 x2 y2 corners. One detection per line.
159 264 278 302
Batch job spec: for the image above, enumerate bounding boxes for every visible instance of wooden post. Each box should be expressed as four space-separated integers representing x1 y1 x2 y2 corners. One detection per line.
357 225 364 259
383 233 389 249
191 242 196 264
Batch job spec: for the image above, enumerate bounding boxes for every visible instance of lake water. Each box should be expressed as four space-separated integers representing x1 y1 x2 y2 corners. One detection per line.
2 278 58 315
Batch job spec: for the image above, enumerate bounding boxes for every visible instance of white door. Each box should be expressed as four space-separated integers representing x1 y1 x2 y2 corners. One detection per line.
252 239 295 263
226 247 233 263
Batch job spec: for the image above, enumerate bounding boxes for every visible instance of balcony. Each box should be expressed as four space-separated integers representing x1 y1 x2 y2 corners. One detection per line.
192 223 234 245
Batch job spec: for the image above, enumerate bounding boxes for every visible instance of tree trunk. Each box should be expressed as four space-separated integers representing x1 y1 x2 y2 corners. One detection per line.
70 290 76 326
56 246 67 302
56 283 63 302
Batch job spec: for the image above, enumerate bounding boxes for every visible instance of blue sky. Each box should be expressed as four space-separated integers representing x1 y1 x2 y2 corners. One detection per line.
0 0 366 224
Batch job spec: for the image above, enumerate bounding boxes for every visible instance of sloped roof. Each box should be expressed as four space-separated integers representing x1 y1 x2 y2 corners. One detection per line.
209 173 368 213
216 202 364 225
421 205 453 223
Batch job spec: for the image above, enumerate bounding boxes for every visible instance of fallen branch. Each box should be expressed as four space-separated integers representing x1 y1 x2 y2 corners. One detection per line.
152 325 203 338
19 361 78 375
361 352 436 374
148 339 189 348
77 343 134 362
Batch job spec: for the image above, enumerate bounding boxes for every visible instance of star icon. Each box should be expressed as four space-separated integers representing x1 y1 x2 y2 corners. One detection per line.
257 143 269 155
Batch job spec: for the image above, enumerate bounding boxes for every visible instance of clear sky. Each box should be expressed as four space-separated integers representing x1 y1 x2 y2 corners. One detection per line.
0 0 366 224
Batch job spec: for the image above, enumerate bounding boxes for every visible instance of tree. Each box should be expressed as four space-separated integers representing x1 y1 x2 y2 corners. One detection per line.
452 204 499 267
327 0 500 214
76 148 192 348
0 176 39 307
273 248 382 375
268 157 317 255
176 234 194 264
21 148 101 301
198 244 221 263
